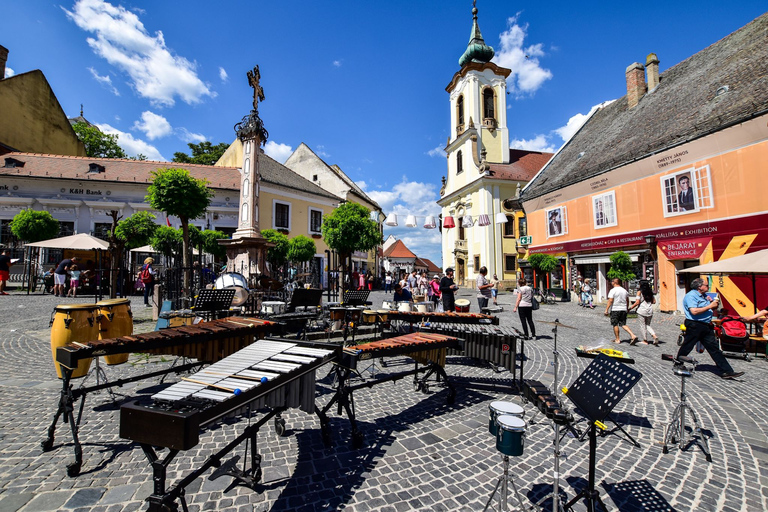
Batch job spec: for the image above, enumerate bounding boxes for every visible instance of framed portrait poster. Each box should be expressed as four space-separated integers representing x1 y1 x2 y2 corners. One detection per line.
546 206 567 238
592 191 617 229
660 166 713 218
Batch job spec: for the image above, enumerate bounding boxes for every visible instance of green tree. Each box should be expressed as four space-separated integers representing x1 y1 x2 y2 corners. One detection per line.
149 226 183 261
607 251 636 284
172 141 230 166
288 235 316 263
146 168 213 296
102 211 158 297
527 253 559 290
201 230 229 261
72 122 127 159
321 202 381 294
262 229 290 271
10 209 60 242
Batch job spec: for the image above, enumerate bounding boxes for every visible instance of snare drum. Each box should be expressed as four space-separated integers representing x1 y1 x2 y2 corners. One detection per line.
96 298 133 365
50 304 98 379
415 302 434 313
496 415 526 457
382 300 394 310
455 299 470 313
489 401 525 435
361 310 379 324
261 301 286 315
397 301 412 312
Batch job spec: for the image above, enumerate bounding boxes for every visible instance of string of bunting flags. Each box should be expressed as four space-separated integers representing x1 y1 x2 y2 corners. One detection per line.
383 213 508 229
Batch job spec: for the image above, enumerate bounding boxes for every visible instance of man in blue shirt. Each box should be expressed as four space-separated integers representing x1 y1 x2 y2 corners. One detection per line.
677 278 744 379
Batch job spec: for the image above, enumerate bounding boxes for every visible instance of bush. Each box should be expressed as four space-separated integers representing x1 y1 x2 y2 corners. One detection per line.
607 251 636 283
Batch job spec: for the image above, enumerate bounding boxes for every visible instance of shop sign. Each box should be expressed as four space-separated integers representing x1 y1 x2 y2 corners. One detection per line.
658 237 711 260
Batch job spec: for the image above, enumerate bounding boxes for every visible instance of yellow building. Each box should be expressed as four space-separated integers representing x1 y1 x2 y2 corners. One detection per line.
438 6 551 288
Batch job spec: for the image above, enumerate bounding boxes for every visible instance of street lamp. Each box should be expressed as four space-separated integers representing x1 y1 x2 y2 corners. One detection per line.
644 234 656 262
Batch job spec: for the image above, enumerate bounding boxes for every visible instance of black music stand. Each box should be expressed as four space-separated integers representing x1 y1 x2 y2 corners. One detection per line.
564 354 642 512
192 289 236 321
287 288 323 312
343 289 371 306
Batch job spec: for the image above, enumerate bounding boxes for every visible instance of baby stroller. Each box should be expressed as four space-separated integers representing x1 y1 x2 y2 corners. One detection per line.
716 316 751 362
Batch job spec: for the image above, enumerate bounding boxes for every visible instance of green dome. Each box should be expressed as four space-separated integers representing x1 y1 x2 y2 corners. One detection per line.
458 7 495 67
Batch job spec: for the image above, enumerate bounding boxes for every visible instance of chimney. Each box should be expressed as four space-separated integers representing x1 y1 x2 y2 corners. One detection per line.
0 45 8 80
646 53 660 91
625 62 646 109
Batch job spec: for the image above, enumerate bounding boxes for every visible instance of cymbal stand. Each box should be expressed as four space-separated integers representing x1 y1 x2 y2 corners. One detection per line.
662 357 712 461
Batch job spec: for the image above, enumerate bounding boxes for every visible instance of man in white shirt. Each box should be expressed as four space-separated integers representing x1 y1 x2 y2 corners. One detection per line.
604 278 638 344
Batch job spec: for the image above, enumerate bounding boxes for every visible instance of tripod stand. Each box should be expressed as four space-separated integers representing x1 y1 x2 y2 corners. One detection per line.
661 355 712 462
484 454 536 512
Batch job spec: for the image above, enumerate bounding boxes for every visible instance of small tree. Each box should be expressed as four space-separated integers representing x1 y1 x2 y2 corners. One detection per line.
146 168 213 297
288 235 316 264
11 209 60 243
72 122 127 159
149 226 183 262
104 211 158 297
607 251 636 284
527 253 559 290
262 229 290 273
202 230 229 262
321 202 381 294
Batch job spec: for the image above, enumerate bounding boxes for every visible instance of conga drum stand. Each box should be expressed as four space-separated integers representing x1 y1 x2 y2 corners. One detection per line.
484 454 535 512
661 356 712 461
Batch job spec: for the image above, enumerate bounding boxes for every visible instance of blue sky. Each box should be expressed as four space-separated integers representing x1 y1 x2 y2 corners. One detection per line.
4 0 766 265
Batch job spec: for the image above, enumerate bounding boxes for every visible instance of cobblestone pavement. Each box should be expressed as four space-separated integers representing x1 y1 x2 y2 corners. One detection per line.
0 289 766 511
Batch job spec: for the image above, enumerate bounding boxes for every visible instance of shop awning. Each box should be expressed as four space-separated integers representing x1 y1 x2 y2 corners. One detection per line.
573 250 644 265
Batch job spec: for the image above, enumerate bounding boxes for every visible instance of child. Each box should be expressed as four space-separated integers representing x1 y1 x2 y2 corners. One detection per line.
67 265 81 297
491 274 500 306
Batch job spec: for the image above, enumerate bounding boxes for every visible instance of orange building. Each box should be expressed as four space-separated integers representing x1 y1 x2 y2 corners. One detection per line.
521 14 768 313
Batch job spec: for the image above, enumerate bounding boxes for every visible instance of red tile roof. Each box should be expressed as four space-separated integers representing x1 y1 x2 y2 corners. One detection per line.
488 149 553 181
416 257 441 273
383 239 417 259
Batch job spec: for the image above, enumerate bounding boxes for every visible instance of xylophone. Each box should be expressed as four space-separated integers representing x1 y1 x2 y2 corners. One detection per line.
44 316 281 477
385 310 499 325
420 323 519 373
120 338 337 511
323 332 461 446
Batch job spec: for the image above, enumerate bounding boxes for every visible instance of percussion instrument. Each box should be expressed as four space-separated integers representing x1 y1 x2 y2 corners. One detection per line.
329 307 347 321
261 301 286 316
386 311 499 325
489 401 525 435
421 323 514 371
96 298 133 365
376 309 390 323
382 300 395 310
361 310 379 324
121 338 337 509
455 299 470 313
215 272 250 306
540 320 576 329
415 302 434 313
347 307 362 323
496 415 526 457
50 304 98 379
397 301 412 312
167 310 197 328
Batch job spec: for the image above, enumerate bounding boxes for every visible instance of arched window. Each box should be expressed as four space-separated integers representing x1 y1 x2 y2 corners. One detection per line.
457 95 465 127
483 88 495 120
456 150 463 174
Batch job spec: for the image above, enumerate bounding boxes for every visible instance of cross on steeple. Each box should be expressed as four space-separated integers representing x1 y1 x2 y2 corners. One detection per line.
247 66 265 112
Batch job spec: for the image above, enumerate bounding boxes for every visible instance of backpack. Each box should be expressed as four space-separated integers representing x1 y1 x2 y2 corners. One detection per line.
140 265 153 284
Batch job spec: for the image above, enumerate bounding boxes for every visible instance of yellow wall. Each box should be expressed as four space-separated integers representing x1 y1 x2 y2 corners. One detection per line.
258 190 331 254
0 71 86 156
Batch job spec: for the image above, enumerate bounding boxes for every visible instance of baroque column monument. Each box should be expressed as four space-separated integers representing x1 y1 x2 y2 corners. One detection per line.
219 66 272 283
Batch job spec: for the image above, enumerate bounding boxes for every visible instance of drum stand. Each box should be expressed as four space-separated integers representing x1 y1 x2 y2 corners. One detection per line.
484 454 537 512
662 359 712 461
81 357 117 401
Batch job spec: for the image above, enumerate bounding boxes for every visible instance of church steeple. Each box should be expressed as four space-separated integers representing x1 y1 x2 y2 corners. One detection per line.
459 1 495 67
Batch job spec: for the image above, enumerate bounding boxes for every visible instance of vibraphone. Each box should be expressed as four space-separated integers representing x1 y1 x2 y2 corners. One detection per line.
386 310 499 325
420 323 520 375
44 316 281 476
322 332 461 446
120 338 337 511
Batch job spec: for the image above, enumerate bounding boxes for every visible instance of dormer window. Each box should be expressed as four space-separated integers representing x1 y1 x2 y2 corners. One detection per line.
4 158 24 168
88 163 105 174
483 88 495 121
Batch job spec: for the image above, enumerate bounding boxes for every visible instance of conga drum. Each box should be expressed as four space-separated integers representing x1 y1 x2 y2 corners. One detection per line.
496 415 526 457
50 304 98 379
96 298 133 365
455 299 470 313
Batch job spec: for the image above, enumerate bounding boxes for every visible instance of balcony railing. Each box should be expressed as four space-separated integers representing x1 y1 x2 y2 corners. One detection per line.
455 239 467 250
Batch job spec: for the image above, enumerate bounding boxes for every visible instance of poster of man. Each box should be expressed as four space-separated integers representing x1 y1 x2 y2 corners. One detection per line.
677 174 696 211
546 207 565 237
661 169 700 216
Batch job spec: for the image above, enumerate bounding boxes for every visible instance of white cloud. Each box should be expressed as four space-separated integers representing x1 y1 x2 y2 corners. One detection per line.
177 127 206 143
132 110 172 140
64 0 214 107
332 60 342 68
509 134 555 153
357 180 368 190
263 141 293 163
97 123 166 160
554 100 615 143
315 145 330 158
427 145 446 158
493 15 552 96
219 67 228 82
4 66 15 78
87 66 119 95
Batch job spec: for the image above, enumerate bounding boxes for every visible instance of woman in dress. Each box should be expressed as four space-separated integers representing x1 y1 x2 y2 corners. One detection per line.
513 277 536 340
582 279 595 308
629 281 659 345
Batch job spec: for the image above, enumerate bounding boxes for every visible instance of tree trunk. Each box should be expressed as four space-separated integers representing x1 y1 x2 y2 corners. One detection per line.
181 217 191 305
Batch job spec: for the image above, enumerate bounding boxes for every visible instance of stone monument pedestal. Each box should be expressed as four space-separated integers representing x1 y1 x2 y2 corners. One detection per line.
219 237 272 286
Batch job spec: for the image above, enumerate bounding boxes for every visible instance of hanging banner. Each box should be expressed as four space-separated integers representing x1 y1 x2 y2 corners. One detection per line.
657 237 711 260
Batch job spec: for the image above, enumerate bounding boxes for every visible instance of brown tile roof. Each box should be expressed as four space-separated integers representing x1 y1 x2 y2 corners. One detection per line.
523 13 768 200
383 239 417 259
0 152 340 200
417 257 441 273
489 149 553 181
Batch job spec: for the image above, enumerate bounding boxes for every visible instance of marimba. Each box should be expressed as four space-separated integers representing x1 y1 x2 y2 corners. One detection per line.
420 323 519 372
385 310 499 325
323 332 461 446
120 338 337 511
44 316 281 477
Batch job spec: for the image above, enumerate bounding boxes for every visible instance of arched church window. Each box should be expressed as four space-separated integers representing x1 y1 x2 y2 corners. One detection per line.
457 95 465 127
483 88 495 120
457 150 463 174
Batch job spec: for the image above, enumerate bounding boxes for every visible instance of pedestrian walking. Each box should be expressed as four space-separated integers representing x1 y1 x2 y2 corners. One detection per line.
677 278 744 379
384 272 392 293
582 278 594 308
574 276 583 306
138 257 156 307
513 277 536 339
418 272 429 296
490 274 500 306
604 278 638 344
440 268 458 312
629 281 659 345
0 250 13 295
429 274 441 307
475 266 493 311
